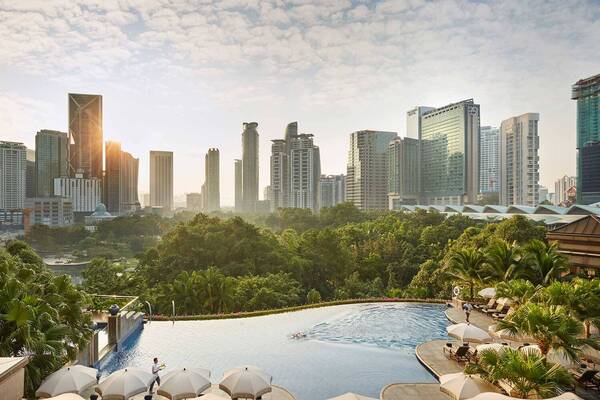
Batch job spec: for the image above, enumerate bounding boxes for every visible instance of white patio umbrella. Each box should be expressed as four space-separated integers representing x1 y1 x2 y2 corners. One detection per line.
478 288 496 298
223 365 272 384
447 323 492 343
519 345 578 368
439 372 499 400
36 365 98 397
157 367 211 400
192 394 228 400
95 367 155 400
327 393 378 400
466 393 522 400
219 367 272 399
489 325 534 343
45 394 86 400
475 343 508 354
552 393 584 400
496 297 512 306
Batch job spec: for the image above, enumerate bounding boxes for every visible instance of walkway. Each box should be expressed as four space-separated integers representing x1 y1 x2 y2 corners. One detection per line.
380 383 448 400
445 305 495 329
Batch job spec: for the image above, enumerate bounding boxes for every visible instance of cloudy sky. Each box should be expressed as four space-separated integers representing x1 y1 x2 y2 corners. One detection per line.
1 0 599 206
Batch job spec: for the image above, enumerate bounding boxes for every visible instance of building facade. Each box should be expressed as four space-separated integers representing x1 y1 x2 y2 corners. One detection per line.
204 148 220 211
35 130 68 197
572 74 600 204
270 139 288 210
242 122 259 212
388 137 419 209
499 113 540 206
480 126 500 194
54 176 102 213
68 93 103 179
406 106 435 139
0 141 26 210
319 174 346 209
25 149 35 199
149 150 173 211
346 130 397 211
186 192 203 211
420 99 480 205
234 159 242 212
105 141 139 215
289 134 321 211
24 197 73 228
554 175 577 206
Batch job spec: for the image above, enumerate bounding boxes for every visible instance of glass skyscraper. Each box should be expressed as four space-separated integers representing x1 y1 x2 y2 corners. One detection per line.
572 74 600 204
420 99 480 205
479 126 500 194
388 137 419 208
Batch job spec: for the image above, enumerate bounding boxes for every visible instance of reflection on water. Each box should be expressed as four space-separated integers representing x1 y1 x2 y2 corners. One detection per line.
98 302 448 400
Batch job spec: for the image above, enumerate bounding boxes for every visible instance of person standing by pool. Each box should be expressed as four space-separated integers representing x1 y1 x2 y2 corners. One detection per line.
149 357 164 392
463 302 473 323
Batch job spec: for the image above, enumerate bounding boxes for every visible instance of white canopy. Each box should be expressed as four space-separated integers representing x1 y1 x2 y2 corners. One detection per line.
95 367 154 400
327 393 378 400
478 288 496 299
36 365 98 398
447 323 492 343
157 367 212 400
439 372 499 400
219 367 272 399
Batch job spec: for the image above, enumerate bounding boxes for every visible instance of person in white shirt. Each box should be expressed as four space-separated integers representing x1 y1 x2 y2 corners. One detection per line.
149 357 163 392
463 302 473 323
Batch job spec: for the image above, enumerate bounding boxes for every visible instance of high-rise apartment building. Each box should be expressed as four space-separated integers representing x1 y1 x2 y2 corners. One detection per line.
0 141 26 210
241 122 259 212
289 133 321 211
388 137 419 209
105 141 139 215
406 106 435 139
149 151 173 211
68 93 103 178
234 159 242 212
319 174 346 209
572 74 600 204
346 130 397 211
480 126 500 194
186 192 203 211
270 139 288 210
420 99 480 205
499 113 540 206
25 149 35 198
554 175 577 206
35 130 68 197
204 148 220 211
54 176 102 213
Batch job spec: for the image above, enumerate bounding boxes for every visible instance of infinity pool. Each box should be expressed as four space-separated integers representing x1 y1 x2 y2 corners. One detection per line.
98 302 449 399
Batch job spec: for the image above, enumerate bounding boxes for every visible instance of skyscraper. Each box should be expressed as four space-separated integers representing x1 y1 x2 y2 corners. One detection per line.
289 133 321 211
388 137 419 209
420 99 480 205
35 130 68 197
25 149 35 198
480 126 500 194
319 174 346 209
150 150 173 211
572 74 600 205
346 130 397 211
0 141 26 210
68 93 103 178
406 106 435 139
242 122 259 212
54 176 102 213
554 175 577 206
204 148 220 211
105 141 140 215
234 159 242 212
270 139 288 210
499 113 540 206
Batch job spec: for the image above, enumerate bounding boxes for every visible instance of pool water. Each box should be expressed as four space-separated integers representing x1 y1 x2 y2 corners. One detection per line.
98 302 449 399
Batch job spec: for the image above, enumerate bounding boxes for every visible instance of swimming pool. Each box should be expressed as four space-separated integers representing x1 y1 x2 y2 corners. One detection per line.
98 302 449 399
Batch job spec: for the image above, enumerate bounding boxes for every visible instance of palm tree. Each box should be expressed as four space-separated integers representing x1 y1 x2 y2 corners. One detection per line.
520 240 568 286
445 247 485 300
497 303 597 361
465 347 573 398
483 239 521 282
495 279 536 307
540 279 600 338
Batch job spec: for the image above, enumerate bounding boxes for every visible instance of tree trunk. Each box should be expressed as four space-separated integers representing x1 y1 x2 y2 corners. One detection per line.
584 320 591 339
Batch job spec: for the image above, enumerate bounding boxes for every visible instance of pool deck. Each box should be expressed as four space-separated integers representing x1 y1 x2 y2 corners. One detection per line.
380 383 448 400
90 384 296 400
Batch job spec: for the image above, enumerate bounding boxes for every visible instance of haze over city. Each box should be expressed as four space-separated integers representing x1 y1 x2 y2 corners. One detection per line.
1 0 600 206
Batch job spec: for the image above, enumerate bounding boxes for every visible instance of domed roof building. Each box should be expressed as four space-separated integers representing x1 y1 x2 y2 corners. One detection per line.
85 203 117 231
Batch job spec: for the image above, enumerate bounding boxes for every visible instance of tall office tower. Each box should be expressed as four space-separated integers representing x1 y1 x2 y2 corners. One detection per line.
104 141 140 215
406 106 435 139
241 122 259 212
25 149 35 198
480 126 500 194
234 159 242 212
263 186 272 201
149 151 173 211
0 141 26 210
319 174 346 209
35 130 69 197
289 134 321 211
270 139 288 210
388 137 419 209
420 99 480 205
346 130 397 211
204 148 220 211
572 74 600 204
539 186 549 203
499 113 540 206
554 175 577 206
68 93 103 178
54 176 102 213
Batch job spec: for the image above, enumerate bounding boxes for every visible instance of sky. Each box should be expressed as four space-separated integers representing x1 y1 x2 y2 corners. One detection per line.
1 0 599 206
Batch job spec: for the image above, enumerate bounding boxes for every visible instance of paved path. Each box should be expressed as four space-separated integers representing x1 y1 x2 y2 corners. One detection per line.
380 383 449 400
445 305 495 329
415 340 463 378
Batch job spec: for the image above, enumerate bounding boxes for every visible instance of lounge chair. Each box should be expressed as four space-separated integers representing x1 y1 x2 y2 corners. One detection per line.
574 369 599 391
447 345 470 362
493 307 513 320
485 303 508 315
478 298 496 312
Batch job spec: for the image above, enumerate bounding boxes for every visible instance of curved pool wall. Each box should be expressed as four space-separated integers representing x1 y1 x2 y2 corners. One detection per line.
98 302 449 399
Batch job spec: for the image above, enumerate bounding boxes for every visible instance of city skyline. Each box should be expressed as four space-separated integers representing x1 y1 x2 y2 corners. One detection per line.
1 1 600 206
